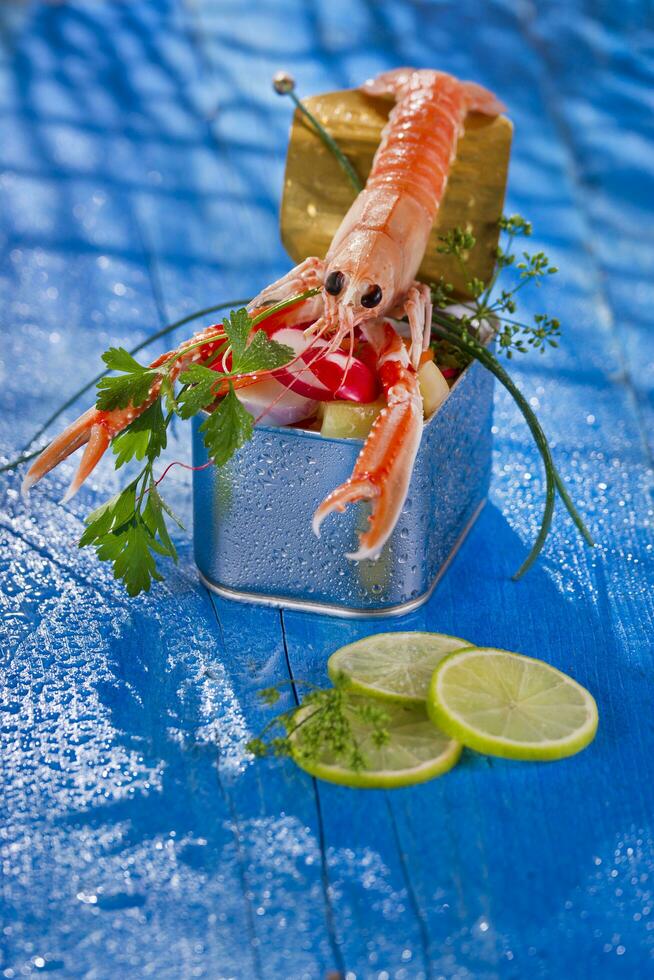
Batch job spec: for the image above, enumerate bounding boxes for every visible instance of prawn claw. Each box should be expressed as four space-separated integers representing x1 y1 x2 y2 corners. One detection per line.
312 478 379 540
21 407 100 499
61 423 111 503
312 324 424 561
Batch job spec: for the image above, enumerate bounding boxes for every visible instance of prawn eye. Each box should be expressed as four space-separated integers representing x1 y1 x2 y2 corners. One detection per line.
325 270 345 296
361 284 382 308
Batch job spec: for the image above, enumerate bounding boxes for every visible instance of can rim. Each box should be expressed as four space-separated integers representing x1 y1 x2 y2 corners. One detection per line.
197 499 486 618
200 332 494 445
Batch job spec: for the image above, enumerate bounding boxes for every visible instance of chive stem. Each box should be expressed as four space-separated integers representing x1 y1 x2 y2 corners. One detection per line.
286 90 363 194
0 298 249 474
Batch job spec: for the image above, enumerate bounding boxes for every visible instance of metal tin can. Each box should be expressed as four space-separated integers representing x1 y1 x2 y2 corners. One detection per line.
192 358 493 617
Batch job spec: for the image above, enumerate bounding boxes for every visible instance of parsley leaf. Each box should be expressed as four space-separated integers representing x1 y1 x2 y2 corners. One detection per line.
199 383 253 465
111 400 168 468
235 330 293 374
96 524 164 596
79 483 138 547
222 308 251 363
79 476 182 595
177 316 292 419
220 307 293 375
96 347 158 412
101 347 147 373
176 364 222 419
140 489 179 561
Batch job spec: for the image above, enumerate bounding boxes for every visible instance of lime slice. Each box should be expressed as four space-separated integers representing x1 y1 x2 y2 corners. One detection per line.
290 697 461 788
428 647 598 761
328 631 470 705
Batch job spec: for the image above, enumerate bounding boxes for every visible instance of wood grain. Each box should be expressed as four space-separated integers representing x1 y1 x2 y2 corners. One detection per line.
0 1 653 977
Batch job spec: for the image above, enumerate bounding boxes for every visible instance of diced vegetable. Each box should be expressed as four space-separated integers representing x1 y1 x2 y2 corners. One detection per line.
264 323 379 403
235 377 318 426
320 399 385 439
418 360 450 418
320 361 451 440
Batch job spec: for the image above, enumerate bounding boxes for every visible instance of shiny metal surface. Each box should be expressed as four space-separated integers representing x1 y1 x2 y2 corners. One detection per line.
198 499 485 617
192 358 494 614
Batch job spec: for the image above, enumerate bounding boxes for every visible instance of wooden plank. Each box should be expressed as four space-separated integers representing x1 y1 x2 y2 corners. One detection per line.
517 2 654 459
0 525 266 977
281 88 513 296
207 595 342 976
280 609 435 976
1 0 653 977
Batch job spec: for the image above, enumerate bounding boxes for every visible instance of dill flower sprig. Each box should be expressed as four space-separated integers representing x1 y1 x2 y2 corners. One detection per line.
247 674 390 772
431 218 593 577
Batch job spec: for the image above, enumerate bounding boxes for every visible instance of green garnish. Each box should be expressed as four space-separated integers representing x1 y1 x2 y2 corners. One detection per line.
96 348 163 412
197 383 254 466
431 216 593 577
246 673 391 773
79 478 181 597
77 292 315 594
111 400 168 469
247 664 465 789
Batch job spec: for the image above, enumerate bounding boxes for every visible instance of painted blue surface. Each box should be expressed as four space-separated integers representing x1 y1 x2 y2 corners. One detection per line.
0 2 653 978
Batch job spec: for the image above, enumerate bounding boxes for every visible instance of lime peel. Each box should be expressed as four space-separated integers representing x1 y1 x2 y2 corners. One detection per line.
328 631 471 705
428 647 598 761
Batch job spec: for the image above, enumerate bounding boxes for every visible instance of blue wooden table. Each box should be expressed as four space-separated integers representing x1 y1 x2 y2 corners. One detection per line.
1 2 653 977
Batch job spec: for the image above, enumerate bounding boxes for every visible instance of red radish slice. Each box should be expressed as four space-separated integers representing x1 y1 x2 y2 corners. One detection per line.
235 376 317 426
311 350 379 402
267 325 379 403
268 326 333 400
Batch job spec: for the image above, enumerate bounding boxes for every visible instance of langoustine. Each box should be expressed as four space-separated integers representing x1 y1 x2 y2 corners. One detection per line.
251 68 504 556
23 68 503 562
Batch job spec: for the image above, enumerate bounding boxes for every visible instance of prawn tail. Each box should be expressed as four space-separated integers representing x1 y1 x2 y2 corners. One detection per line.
461 81 506 116
362 68 505 116
61 424 111 503
360 67 416 97
21 407 110 502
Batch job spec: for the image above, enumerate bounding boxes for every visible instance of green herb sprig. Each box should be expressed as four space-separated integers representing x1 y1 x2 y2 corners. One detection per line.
0 299 251 475
246 673 390 772
77 291 317 594
432 218 593 577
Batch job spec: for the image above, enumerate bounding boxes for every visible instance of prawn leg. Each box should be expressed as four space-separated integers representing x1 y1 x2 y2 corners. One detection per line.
312 321 423 560
403 282 433 369
248 256 325 310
